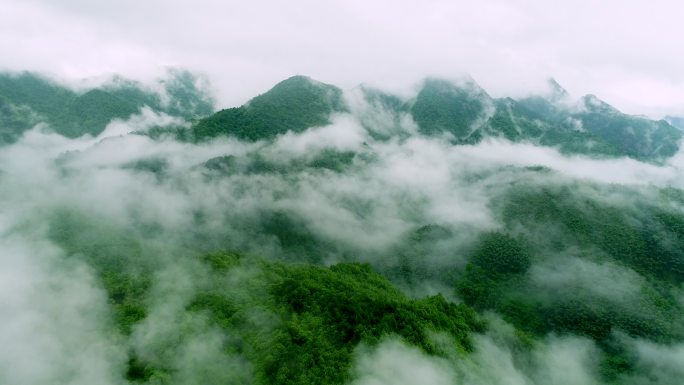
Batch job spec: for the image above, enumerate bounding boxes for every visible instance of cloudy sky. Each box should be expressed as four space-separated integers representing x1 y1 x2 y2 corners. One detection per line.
1 0 683 117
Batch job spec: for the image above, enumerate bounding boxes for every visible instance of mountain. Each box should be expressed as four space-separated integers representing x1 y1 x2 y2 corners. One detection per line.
0 70 214 142
3 71 678 163
407 78 681 162
4 70 684 384
410 77 493 142
192 75 347 141
192 75 681 163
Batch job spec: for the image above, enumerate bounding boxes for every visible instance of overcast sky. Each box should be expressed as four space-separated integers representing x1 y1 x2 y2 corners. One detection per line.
1 0 683 117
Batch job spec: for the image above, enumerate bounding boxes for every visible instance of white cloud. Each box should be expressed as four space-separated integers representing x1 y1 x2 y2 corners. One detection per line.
351 339 456 385
0 234 126 385
1 0 684 116
350 331 604 385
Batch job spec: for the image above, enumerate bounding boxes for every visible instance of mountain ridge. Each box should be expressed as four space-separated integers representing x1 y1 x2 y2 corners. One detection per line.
190 75 681 163
192 75 347 141
0 70 214 142
1 70 681 164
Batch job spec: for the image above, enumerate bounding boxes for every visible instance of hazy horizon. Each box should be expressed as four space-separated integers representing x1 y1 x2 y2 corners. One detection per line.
2 2 684 384
2 0 684 117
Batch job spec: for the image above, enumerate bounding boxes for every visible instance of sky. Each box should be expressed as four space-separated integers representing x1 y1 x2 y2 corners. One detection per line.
1 0 684 117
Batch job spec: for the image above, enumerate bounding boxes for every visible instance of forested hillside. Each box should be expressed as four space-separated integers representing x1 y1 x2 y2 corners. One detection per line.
2 72 684 385
0 70 214 142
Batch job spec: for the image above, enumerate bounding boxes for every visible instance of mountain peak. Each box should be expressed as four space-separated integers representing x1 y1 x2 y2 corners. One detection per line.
193 75 347 141
271 75 315 88
252 75 341 102
411 77 492 140
422 76 489 98
546 78 569 101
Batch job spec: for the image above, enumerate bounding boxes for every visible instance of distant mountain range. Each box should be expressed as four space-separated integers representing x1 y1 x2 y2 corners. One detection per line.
194 75 681 163
4 69 684 385
0 70 214 143
1 71 681 163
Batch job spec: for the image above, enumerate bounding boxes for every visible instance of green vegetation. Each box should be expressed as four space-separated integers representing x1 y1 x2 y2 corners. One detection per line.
188 254 482 385
5 71 684 384
574 109 680 161
46 208 155 334
449 182 684 380
457 232 531 310
411 78 487 141
41 173 684 383
61 89 141 137
407 78 682 163
48 218 483 385
193 76 347 141
203 149 357 177
500 185 684 284
358 86 410 139
42 207 483 385
0 94 41 143
2 71 679 163
0 70 214 141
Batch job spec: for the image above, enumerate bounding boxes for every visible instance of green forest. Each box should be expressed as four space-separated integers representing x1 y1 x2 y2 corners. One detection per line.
1 71 684 385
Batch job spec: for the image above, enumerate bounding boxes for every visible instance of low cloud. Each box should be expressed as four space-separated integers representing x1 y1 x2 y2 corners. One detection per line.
350 320 603 385
1 84 684 383
3 1 684 116
0 233 126 385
